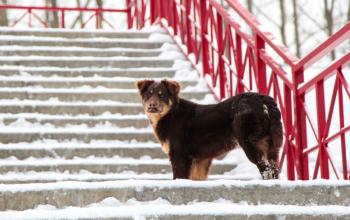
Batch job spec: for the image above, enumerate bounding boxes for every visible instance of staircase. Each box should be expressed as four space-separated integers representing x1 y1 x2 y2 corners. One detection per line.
0 27 349 219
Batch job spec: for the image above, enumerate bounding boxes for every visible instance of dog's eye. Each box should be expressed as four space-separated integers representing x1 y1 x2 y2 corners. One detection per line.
159 94 164 98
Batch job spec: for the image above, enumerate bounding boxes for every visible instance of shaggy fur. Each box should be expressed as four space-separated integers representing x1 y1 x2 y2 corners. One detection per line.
136 79 283 180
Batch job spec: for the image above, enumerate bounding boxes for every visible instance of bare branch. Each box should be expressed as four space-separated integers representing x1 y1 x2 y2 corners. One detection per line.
292 0 301 57
0 0 9 26
279 0 287 46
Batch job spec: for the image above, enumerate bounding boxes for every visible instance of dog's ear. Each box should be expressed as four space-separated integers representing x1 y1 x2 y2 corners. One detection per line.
136 79 154 95
162 80 181 100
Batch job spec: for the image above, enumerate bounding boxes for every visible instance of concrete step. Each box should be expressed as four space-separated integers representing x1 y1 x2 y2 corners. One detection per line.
1 116 149 128
0 39 165 49
0 172 247 184
1 204 348 220
0 77 196 88
0 143 164 159
0 89 206 102
0 159 235 175
0 28 159 38
0 48 161 57
0 102 144 115
0 57 173 68
0 129 156 143
0 68 177 78
0 180 348 210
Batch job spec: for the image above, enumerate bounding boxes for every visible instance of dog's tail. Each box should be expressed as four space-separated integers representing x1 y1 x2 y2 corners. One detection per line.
263 96 283 152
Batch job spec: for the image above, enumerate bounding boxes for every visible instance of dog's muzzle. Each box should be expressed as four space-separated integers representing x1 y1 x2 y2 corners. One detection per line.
147 107 160 113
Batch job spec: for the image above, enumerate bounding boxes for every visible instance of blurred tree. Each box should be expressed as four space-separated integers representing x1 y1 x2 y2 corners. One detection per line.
292 0 301 57
96 0 103 28
0 0 9 26
71 0 91 28
246 0 253 12
278 0 287 46
50 0 59 28
324 0 336 59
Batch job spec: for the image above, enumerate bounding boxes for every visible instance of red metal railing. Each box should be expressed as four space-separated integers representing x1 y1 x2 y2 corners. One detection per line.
0 0 349 180
154 0 350 180
0 1 149 29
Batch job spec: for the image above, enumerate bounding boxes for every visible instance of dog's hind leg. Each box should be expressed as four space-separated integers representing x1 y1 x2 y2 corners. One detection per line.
240 138 279 180
189 158 212 181
169 154 192 179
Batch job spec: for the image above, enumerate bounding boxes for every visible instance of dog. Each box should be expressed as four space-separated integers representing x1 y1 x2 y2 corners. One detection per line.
136 79 283 180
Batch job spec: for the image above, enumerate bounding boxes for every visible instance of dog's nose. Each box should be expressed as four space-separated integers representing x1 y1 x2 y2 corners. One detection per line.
149 102 157 108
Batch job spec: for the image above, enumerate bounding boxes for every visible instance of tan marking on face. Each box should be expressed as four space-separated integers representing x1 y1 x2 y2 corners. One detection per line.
145 100 172 129
257 136 270 162
145 100 172 151
189 158 212 181
161 140 170 154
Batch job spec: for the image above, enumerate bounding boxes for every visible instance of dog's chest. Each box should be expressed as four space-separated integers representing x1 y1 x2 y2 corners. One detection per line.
147 116 171 155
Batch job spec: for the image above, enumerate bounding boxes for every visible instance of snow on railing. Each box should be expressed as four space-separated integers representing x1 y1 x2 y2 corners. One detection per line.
0 0 349 181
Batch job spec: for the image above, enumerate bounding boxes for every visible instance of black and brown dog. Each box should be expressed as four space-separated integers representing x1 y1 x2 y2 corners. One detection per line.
136 79 283 180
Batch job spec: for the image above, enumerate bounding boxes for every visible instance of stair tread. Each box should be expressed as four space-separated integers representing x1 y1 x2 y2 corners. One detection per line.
0 202 348 219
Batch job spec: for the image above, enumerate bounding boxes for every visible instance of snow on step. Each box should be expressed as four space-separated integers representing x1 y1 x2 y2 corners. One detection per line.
0 37 167 49
1 113 149 128
0 87 207 102
0 180 349 211
0 57 174 68
0 75 197 88
0 47 162 57
0 66 178 78
0 26 165 38
0 172 249 184
0 158 235 174
1 202 349 220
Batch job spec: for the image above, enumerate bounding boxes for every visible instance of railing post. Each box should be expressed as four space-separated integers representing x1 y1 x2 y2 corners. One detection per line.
284 85 296 180
293 68 309 180
235 33 244 94
255 35 267 94
150 0 157 23
172 0 178 35
126 0 133 29
200 0 209 76
217 13 226 99
337 68 348 179
315 80 330 179
185 0 193 54
159 0 164 19
60 9 65 28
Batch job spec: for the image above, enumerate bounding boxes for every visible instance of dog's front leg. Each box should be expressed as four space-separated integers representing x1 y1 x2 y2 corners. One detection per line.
169 154 191 179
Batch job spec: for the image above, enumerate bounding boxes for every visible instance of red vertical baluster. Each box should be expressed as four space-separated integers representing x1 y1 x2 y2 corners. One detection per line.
126 0 132 29
315 79 329 179
293 68 309 180
284 85 295 180
185 0 193 54
337 69 347 179
235 33 244 94
200 0 209 76
255 35 267 94
216 13 226 99
61 9 65 28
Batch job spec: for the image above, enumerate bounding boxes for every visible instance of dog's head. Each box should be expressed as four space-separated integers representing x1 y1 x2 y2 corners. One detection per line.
136 79 180 118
